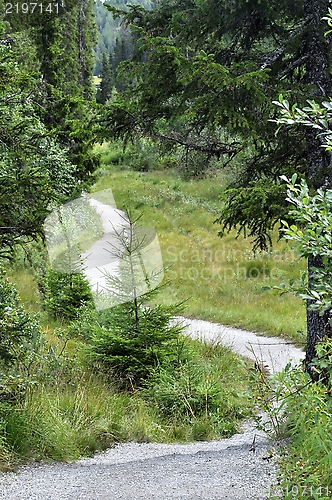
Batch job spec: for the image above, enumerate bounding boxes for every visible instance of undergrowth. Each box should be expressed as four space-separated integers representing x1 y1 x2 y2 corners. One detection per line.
250 362 332 500
0 338 253 470
0 257 254 470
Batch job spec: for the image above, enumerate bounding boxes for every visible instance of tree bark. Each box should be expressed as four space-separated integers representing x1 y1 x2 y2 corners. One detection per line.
303 0 332 376
303 0 332 186
306 255 332 379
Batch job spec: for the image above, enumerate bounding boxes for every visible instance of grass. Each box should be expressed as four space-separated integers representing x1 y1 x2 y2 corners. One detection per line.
91 167 306 343
5 268 40 314
2 252 255 469
145 337 253 440
0 337 254 469
0 375 164 466
5 268 65 335
261 367 332 500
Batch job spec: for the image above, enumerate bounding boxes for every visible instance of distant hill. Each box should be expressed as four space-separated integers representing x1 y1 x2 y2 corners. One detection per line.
93 0 154 75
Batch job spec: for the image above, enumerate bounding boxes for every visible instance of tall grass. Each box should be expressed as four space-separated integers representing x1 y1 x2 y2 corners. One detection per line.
0 375 165 466
145 338 253 441
0 337 254 470
5 269 40 314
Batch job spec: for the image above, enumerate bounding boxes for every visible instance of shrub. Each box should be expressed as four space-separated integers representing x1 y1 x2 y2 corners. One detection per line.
129 140 159 172
0 270 40 367
144 339 252 436
178 150 219 180
86 302 183 388
0 269 41 402
39 269 94 322
267 366 332 499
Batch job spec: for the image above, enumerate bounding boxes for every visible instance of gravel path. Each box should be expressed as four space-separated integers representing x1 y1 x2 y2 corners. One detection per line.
0 318 303 500
181 317 304 374
0 419 279 500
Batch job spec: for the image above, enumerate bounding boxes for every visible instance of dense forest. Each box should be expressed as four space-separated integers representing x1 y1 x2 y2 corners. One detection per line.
1 0 332 494
93 0 153 74
1 0 98 254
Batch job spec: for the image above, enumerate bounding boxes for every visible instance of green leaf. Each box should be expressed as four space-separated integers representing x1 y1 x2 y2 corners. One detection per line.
291 173 297 184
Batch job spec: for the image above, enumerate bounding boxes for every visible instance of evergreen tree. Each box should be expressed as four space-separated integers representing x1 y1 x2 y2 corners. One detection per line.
96 52 114 104
13 0 100 187
0 26 78 258
77 0 96 100
30 1 95 98
93 0 154 75
86 211 183 389
102 0 308 172
0 1 99 255
113 32 134 91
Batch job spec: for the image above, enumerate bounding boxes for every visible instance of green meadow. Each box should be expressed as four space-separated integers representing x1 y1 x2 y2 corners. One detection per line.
92 153 306 344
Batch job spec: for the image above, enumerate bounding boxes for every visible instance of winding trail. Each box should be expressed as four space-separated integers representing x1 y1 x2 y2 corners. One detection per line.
0 317 302 499
181 317 303 374
0 325 303 500
0 197 304 499
80 194 304 376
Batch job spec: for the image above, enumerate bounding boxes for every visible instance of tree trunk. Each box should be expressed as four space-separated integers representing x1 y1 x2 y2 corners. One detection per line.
77 0 95 100
306 255 332 379
303 0 332 377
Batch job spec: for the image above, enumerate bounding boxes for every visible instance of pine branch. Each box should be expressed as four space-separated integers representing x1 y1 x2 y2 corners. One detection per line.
149 130 240 158
277 55 309 80
259 16 312 71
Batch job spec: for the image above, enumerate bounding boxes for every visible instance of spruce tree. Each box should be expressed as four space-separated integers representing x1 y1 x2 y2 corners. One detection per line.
77 0 96 101
17 0 99 187
103 0 308 171
96 52 114 104
0 23 78 258
3 0 98 190
93 0 154 75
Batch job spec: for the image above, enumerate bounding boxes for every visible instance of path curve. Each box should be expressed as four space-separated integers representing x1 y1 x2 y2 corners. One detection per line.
81 195 304 375
0 198 304 499
0 419 280 499
180 317 303 374
81 197 128 294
